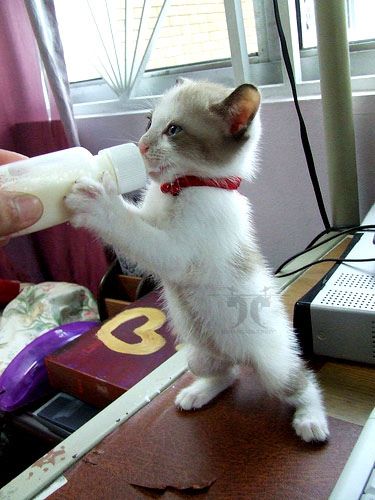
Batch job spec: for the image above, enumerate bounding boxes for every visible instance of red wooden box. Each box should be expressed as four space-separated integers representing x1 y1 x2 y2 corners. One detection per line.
45 291 177 408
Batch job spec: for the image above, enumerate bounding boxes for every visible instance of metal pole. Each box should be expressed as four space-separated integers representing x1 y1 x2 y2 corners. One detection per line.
314 0 359 227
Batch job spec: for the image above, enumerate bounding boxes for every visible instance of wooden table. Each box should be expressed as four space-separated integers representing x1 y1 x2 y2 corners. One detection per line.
45 239 373 498
2 236 374 500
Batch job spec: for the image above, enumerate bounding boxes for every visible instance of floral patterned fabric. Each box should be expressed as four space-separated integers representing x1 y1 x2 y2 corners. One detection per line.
0 282 99 375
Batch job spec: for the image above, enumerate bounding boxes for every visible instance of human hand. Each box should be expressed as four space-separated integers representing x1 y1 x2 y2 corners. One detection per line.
0 150 43 245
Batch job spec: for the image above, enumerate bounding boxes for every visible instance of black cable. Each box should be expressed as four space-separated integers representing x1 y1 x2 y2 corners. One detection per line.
305 224 374 249
274 224 375 277
276 256 375 278
272 0 331 231
304 227 332 249
274 224 375 275
271 1 375 280
269 2 373 280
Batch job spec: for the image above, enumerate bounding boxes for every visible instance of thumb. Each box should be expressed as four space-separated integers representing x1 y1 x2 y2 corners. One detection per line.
0 192 43 238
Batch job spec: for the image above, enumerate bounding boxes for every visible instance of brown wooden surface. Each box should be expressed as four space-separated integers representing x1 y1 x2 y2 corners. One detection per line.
104 297 131 318
51 371 362 500
49 236 374 499
317 361 375 425
45 291 178 408
117 275 142 302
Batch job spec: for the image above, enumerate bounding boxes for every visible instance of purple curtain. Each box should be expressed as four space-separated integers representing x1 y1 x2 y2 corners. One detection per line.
0 0 110 296
0 0 51 150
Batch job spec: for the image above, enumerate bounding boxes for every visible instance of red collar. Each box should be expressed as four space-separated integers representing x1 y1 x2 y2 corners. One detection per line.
160 175 242 196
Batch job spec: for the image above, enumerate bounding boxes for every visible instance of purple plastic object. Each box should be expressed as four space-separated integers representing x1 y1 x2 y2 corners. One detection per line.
0 321 99 412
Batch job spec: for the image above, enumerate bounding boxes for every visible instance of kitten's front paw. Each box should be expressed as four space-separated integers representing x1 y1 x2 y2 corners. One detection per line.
65 174 117 229
175 372 237 411
293 410 329 442
175 382 212 410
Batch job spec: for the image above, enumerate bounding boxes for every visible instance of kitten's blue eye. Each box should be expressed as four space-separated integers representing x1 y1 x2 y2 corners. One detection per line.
146 116 152 131
166 124 182 137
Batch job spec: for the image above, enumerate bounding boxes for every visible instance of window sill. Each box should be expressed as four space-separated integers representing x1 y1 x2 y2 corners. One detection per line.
73 74 375 119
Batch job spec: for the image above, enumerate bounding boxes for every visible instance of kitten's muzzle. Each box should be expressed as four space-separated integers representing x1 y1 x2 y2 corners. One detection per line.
138 141 149 156
147 164 170 181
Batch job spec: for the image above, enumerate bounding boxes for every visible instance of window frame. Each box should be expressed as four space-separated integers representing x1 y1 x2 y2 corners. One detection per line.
67 0 375 117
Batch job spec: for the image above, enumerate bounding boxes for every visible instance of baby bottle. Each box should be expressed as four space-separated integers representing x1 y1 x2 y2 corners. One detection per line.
0 144 146 235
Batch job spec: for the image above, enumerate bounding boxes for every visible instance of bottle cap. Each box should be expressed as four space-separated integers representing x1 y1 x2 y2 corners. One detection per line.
99 143 147 194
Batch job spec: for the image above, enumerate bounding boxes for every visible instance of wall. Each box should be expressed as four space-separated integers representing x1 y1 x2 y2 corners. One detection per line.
76 94 375 271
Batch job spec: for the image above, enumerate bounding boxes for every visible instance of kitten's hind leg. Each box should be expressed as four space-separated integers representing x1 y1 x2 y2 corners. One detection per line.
254 354 329 443
285 368 329 443
175 346 238 411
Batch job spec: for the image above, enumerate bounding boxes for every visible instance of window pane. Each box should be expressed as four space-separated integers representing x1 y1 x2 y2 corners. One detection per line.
146 0 257 70
55 0 258 83
346 0 375 42
54 0 101 82
299 0 375 49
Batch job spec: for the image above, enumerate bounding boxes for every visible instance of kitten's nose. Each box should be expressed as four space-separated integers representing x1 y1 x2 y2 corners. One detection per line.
139 141 149 155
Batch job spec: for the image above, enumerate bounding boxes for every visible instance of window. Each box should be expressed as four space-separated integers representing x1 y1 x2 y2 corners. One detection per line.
146 1 257 70
54 0 375 116
54 0 283 112
297 0 375 81
298 0 375 49
55 0 261 84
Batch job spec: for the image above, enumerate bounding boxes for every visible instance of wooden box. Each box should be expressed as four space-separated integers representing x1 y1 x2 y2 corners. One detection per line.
97 259 156 320
45 291 178 408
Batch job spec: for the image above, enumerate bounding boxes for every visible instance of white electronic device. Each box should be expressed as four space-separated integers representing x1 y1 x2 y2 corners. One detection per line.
294 204 375 364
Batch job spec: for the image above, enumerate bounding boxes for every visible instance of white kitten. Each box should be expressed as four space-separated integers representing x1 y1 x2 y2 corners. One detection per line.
65 79 329 442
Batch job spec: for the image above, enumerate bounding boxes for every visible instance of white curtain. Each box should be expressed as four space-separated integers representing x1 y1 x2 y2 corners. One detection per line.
25 0 80 146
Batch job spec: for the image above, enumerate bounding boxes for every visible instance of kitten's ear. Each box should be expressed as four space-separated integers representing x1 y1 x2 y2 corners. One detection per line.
210 84 260 137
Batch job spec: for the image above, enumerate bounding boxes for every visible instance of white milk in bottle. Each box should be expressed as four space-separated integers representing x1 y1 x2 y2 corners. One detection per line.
0 144 146 235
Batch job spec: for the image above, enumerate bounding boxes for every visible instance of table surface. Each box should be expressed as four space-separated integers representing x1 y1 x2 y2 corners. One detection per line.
45 236 373 499
282 237 375 426
2 235 375 500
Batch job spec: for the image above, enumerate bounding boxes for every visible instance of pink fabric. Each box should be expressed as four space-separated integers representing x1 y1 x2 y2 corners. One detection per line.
0 1 110 296
12 121 70 157
0 0 56 150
